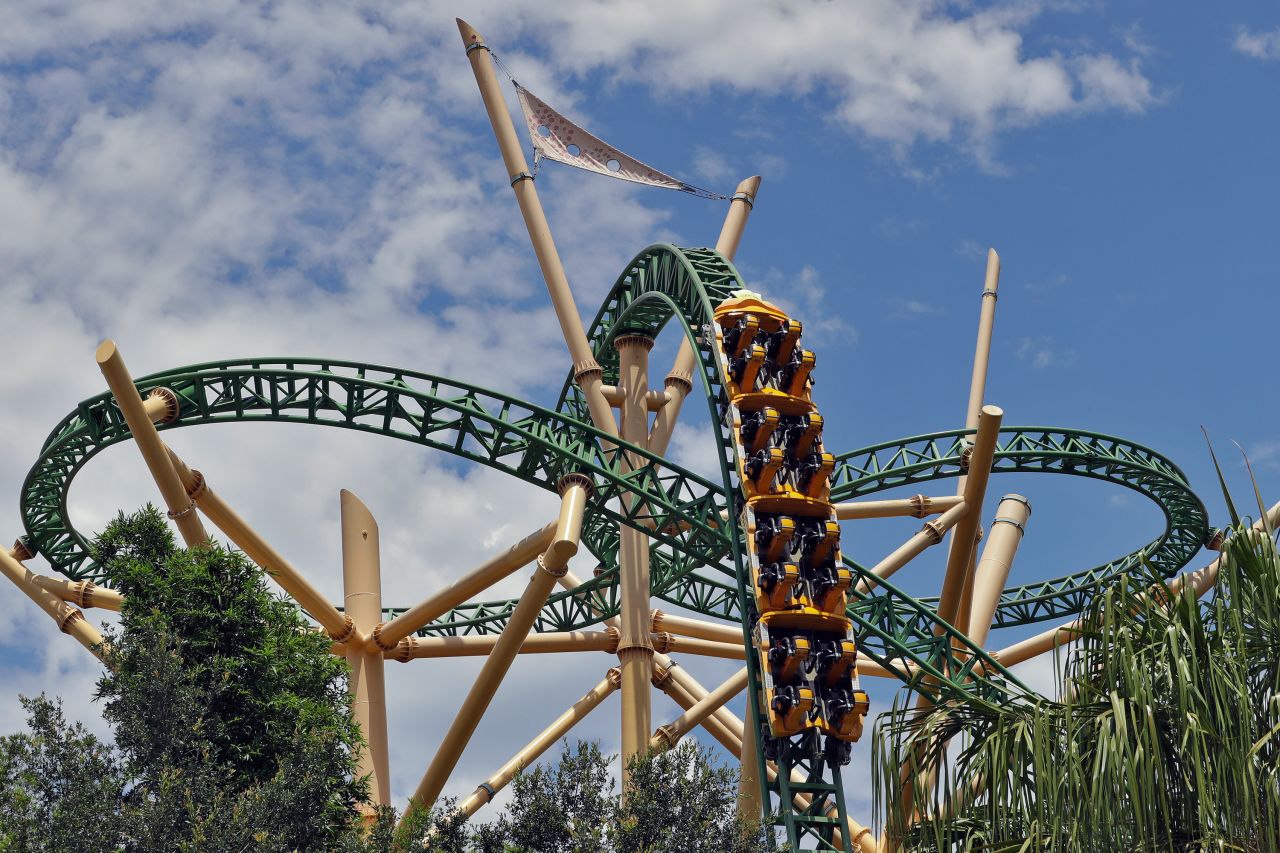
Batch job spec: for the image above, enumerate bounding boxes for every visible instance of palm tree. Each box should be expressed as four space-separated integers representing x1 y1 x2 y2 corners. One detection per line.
873 487 1280 852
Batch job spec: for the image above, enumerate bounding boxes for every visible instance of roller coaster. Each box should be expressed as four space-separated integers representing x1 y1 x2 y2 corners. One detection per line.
0 18 1219 853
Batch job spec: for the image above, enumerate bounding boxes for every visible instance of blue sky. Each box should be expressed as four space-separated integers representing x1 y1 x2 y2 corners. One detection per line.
1 0 1278 835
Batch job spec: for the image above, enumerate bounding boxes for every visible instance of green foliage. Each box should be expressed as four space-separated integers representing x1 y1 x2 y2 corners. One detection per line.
480 739 766 853
0 507 767 852
0 695 124 853
874 520 1280 852
90 506 367 850
614 741 765 853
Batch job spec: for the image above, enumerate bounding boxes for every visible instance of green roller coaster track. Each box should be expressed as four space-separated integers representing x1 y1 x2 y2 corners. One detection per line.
17 244 1211 850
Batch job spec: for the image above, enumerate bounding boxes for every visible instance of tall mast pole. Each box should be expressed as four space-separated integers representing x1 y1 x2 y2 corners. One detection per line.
456 18 616 438
649 176 761 455
341 490 390 812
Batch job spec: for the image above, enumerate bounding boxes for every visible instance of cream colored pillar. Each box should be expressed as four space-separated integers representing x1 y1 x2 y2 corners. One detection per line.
834 494 964 520
616 334 656 778
406 476 590 816
163 447 356 644
457 668 620 819
649 666 748 751
30 573 123 611
651 610 740 644
649 176 761 456
949 251 1001 626
935 405 1002 630
96 341 208 548
341 490 390 809
456 19 615 437
388 629 619 660
983 498 1280 673
368 522 556 653
855 501 968 595
738 703 765 822
966 496 1031 649
0 547 106 661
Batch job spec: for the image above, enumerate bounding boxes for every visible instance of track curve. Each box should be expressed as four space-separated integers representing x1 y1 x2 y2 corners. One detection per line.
19 245 1208 705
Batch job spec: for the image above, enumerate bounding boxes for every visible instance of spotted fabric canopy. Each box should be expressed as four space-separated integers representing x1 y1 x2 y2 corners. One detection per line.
515 84 725 200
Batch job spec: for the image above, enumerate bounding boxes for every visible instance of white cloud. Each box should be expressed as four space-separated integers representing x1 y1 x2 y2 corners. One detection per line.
691 145 733 184
748 264 857 345
1014 335 1078 369
1234 26 1280 61
887 297 944 319
0 0 1164 830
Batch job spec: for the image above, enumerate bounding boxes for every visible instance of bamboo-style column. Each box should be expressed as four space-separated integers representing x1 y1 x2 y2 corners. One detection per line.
965 495 1031 648
934 405 1002 630
457 668 621 819
834 495 964 521
648 176 761 456
96 341 207 548
983 498 1280 672
0 545 106 661
650 633 745 660
948 251 1001 623
456 18 615 437
163 447 356 644
390 629 619 660
738 705 764 821
367 522 557 654
31 573 123 611
855 501 968 595
616 334 656 777
651 609 739 644
341 490 390 810
406 475 590 816
649 666 749 751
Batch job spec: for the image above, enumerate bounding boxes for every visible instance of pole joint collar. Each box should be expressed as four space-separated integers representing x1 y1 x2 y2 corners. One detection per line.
556 472 594 498
731 191 755 208
465 41 490 56
509 171 534 187
10 537 35 561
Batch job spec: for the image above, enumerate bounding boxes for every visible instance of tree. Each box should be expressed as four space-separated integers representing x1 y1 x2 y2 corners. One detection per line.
874 507 1280 851
0 507 768 852
0 694 124 852
484 739 767 853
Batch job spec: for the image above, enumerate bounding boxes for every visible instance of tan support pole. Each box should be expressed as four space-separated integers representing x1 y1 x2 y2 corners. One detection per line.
649 666 749 752
649 176 761 456
456 19 615 437
964 251 1001 430
556 567 620 631
389 629 619 660
31 575 123 611
651 633 745 660
341 490 390 810
935 405 1002 630
163 447 356 644
96 341 208 548
369 522 557 653
854 501 968 595
949 251 1001 630
651 609 740 644
407 476 590 816
616 334 655 780
738 704 765 822
834 495 964 521
457 668 621 819
966 496 1030 649
653 663 744 754
984 499 1280 672
0 548 106 661
140 387 180 425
